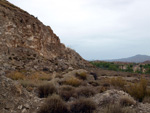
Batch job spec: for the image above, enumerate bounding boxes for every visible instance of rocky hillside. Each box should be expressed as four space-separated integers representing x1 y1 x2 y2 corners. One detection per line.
0 0 90 73
0 75 42 113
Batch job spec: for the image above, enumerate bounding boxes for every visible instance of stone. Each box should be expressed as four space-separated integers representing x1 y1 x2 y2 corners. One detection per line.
24 104 30 109
22 108 27 113
0 75 42 113
18 105 23 110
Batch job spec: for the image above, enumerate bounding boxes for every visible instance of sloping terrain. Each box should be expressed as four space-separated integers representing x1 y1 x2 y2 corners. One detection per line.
1 1 150 113
0 75 42 113
0 0 90 73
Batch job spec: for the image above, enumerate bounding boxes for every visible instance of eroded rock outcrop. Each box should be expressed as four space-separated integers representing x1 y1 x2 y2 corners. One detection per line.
0 75 42 113
0 0 90 73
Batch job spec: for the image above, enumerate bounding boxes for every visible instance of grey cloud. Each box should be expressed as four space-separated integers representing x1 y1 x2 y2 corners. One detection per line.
8 0 150 60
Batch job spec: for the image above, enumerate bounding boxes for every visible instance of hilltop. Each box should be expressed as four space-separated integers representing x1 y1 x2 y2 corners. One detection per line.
107 54 150 63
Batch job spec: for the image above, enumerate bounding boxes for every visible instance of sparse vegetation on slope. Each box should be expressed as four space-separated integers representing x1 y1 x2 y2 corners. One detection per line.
38 95 70 113
63 76 82 87
38 83 57 98
126 78 148 102
70 98 97 113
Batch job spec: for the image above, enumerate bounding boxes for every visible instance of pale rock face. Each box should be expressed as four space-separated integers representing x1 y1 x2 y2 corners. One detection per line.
0 0 90 72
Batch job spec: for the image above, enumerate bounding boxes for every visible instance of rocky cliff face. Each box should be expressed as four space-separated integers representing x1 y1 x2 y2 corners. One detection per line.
0 0 90 73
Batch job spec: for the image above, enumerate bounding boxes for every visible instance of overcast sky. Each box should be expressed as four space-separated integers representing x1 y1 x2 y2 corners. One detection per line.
7 0 150 60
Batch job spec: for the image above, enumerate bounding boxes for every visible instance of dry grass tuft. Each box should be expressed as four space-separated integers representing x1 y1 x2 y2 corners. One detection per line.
96 86 109 93
38 83 57 98
76 86 96 98
110 77 126 89
38 94 70 113
63 76 82 87
70 98 96 113
119 96 136 107
126 78 148 102
27 71 52 81
6 71 25 80
59 85 76 101
75 72 87 80
143 96 150 103
102 104 136 113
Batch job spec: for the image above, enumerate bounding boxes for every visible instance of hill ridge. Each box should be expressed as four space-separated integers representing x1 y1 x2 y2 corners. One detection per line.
107 54 150 63
0 0 90 73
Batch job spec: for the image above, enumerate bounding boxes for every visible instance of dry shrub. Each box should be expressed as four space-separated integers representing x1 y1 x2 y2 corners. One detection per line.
63 76 82 87
76 72 87 80
98 77 111 86
88 81 100 86
38 94 70 113
110 77 126 89
119 96 136 107
27 71 51 80
102 104 136 113
143 96 150 103
70 98 96 113
19 80 37 88
55 74 64 79
96 86 108 93
19 80 36 92
38 83 57 98
19 79 51 87
76 87 96 98
59 85 76 101
6 71 25 80
7 71 51 81
126 78 148 102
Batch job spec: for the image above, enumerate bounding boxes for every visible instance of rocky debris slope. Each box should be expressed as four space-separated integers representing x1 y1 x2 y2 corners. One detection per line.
0 0 90 73
92 89 136 106
91 89 150 113
0 75 42 113
137 103 150 113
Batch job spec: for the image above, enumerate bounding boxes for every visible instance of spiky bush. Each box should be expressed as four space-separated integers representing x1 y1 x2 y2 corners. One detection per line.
126 78 148 102
63 76 82 87
38 95 70 113
102 104 136 113
70 98 96 113
110 77 126 89
38 83 57 98
76 87 96 98
59 85 76 101
119 96 136 107
76 72 87 80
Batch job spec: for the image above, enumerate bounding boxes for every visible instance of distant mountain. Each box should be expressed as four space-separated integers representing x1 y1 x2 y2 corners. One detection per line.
107 54 150 63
